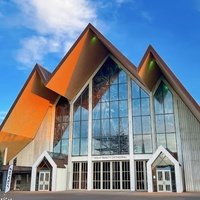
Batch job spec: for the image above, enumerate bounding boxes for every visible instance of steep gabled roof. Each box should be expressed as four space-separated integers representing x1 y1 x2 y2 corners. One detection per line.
46 23 145 100
0 64 58 161
1 24 200 162
138 45 200 121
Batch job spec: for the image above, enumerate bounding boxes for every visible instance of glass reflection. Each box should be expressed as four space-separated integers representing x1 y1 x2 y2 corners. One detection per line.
154 82 177 153
72 86 89 156
53 97 70 155
92 57 129 155
131 80 152 154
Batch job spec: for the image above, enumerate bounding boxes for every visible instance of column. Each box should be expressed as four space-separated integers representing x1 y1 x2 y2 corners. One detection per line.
128 76 135 191
87 80 92 190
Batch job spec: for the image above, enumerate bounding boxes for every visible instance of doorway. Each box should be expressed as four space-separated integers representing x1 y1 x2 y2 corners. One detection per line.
156 167 172 192
38 171 50 191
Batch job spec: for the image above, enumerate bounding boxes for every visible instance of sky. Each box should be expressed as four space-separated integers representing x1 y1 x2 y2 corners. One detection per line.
0 0 200 123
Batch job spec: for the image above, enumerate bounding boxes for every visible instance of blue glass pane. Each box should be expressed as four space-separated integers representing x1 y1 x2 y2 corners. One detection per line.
93 120 101 137
132 81 140 99
120 117 128 135
133 116 142 134
110 118 119 136
53 141 61 153
119 84 128 100
72 139 80 156
154 98 163 114
80 138 88 155
120 135 129 154
110 84 118 101
92 138 101 155
110 136 120 154
165 114 175 133
142 116 151 134
118 70 127 84
132 99 141 116
141 98 150 115
102 119 110 136
101 137 110 155
81 107 88 121
119 100 128 117
141 89 149 98
93 103 100 119
157 134 166 148
133 135 143 154
166 133 176 152
81 121 88 138
143 135 152 153
61 139 68 154
110 101 118 118
74 106 81 121
101 102 109 118
164 91 173 114
63 127 69 139
73 121 80 138
101 89 109 102
155 115 165 133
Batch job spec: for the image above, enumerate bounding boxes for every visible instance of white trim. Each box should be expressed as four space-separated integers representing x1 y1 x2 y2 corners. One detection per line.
87 80 92 190
31 151 57 191
127 76 135 191
147 146 183 193
68 101 74 190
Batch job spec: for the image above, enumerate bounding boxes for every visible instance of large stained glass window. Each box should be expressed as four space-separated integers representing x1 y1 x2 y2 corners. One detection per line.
53 97 70 155
72 86 89 156
154 81 177 153
92 57 129 155
131 81 152 154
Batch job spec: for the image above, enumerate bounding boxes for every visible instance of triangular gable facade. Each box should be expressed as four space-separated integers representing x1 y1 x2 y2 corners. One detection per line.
138 45 200 122
0 23 200 162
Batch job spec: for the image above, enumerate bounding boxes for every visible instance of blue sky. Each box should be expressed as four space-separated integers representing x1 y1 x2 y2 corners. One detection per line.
0 0 200 123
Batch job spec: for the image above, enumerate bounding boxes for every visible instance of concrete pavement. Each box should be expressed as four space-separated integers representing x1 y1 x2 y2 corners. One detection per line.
1 191 200 200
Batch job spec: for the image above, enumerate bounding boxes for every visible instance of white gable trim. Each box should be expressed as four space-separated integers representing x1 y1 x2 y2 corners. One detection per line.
30 151 57 191
147 146 183 193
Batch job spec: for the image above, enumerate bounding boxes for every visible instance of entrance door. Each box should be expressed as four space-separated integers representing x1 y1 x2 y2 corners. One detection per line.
156 169 172 192
38 171 50 191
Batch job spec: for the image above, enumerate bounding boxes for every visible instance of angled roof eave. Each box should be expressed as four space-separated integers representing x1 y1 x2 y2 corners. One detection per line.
46 23 147 98
138 45 200 122
88 24 145 86
0 65 38 131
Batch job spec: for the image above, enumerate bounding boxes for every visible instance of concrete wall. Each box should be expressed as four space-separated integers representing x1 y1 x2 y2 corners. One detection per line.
56 167 68 191
9 106 54 167
177 98 200 191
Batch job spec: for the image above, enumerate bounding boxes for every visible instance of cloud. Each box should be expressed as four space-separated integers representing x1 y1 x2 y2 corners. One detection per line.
141 11 152 22
13 0 98 69
194 0 200 11
0 111 7 124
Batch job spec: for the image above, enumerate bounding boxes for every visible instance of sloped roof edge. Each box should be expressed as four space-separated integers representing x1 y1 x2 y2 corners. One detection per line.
47 23 145 88
138 45 200 121
0 64 52 130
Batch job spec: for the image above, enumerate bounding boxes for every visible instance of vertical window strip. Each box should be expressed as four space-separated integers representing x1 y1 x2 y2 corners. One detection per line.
131 80 152 154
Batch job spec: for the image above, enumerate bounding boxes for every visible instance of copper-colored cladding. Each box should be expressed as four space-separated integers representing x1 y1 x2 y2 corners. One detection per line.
1 24 200 162
47 29 109 100
0 132 32 162
138 52 162 91
2 70 57 138
0 66 58 160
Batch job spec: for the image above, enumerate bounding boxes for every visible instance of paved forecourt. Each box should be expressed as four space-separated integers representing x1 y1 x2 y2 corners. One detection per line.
1 191 200 200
